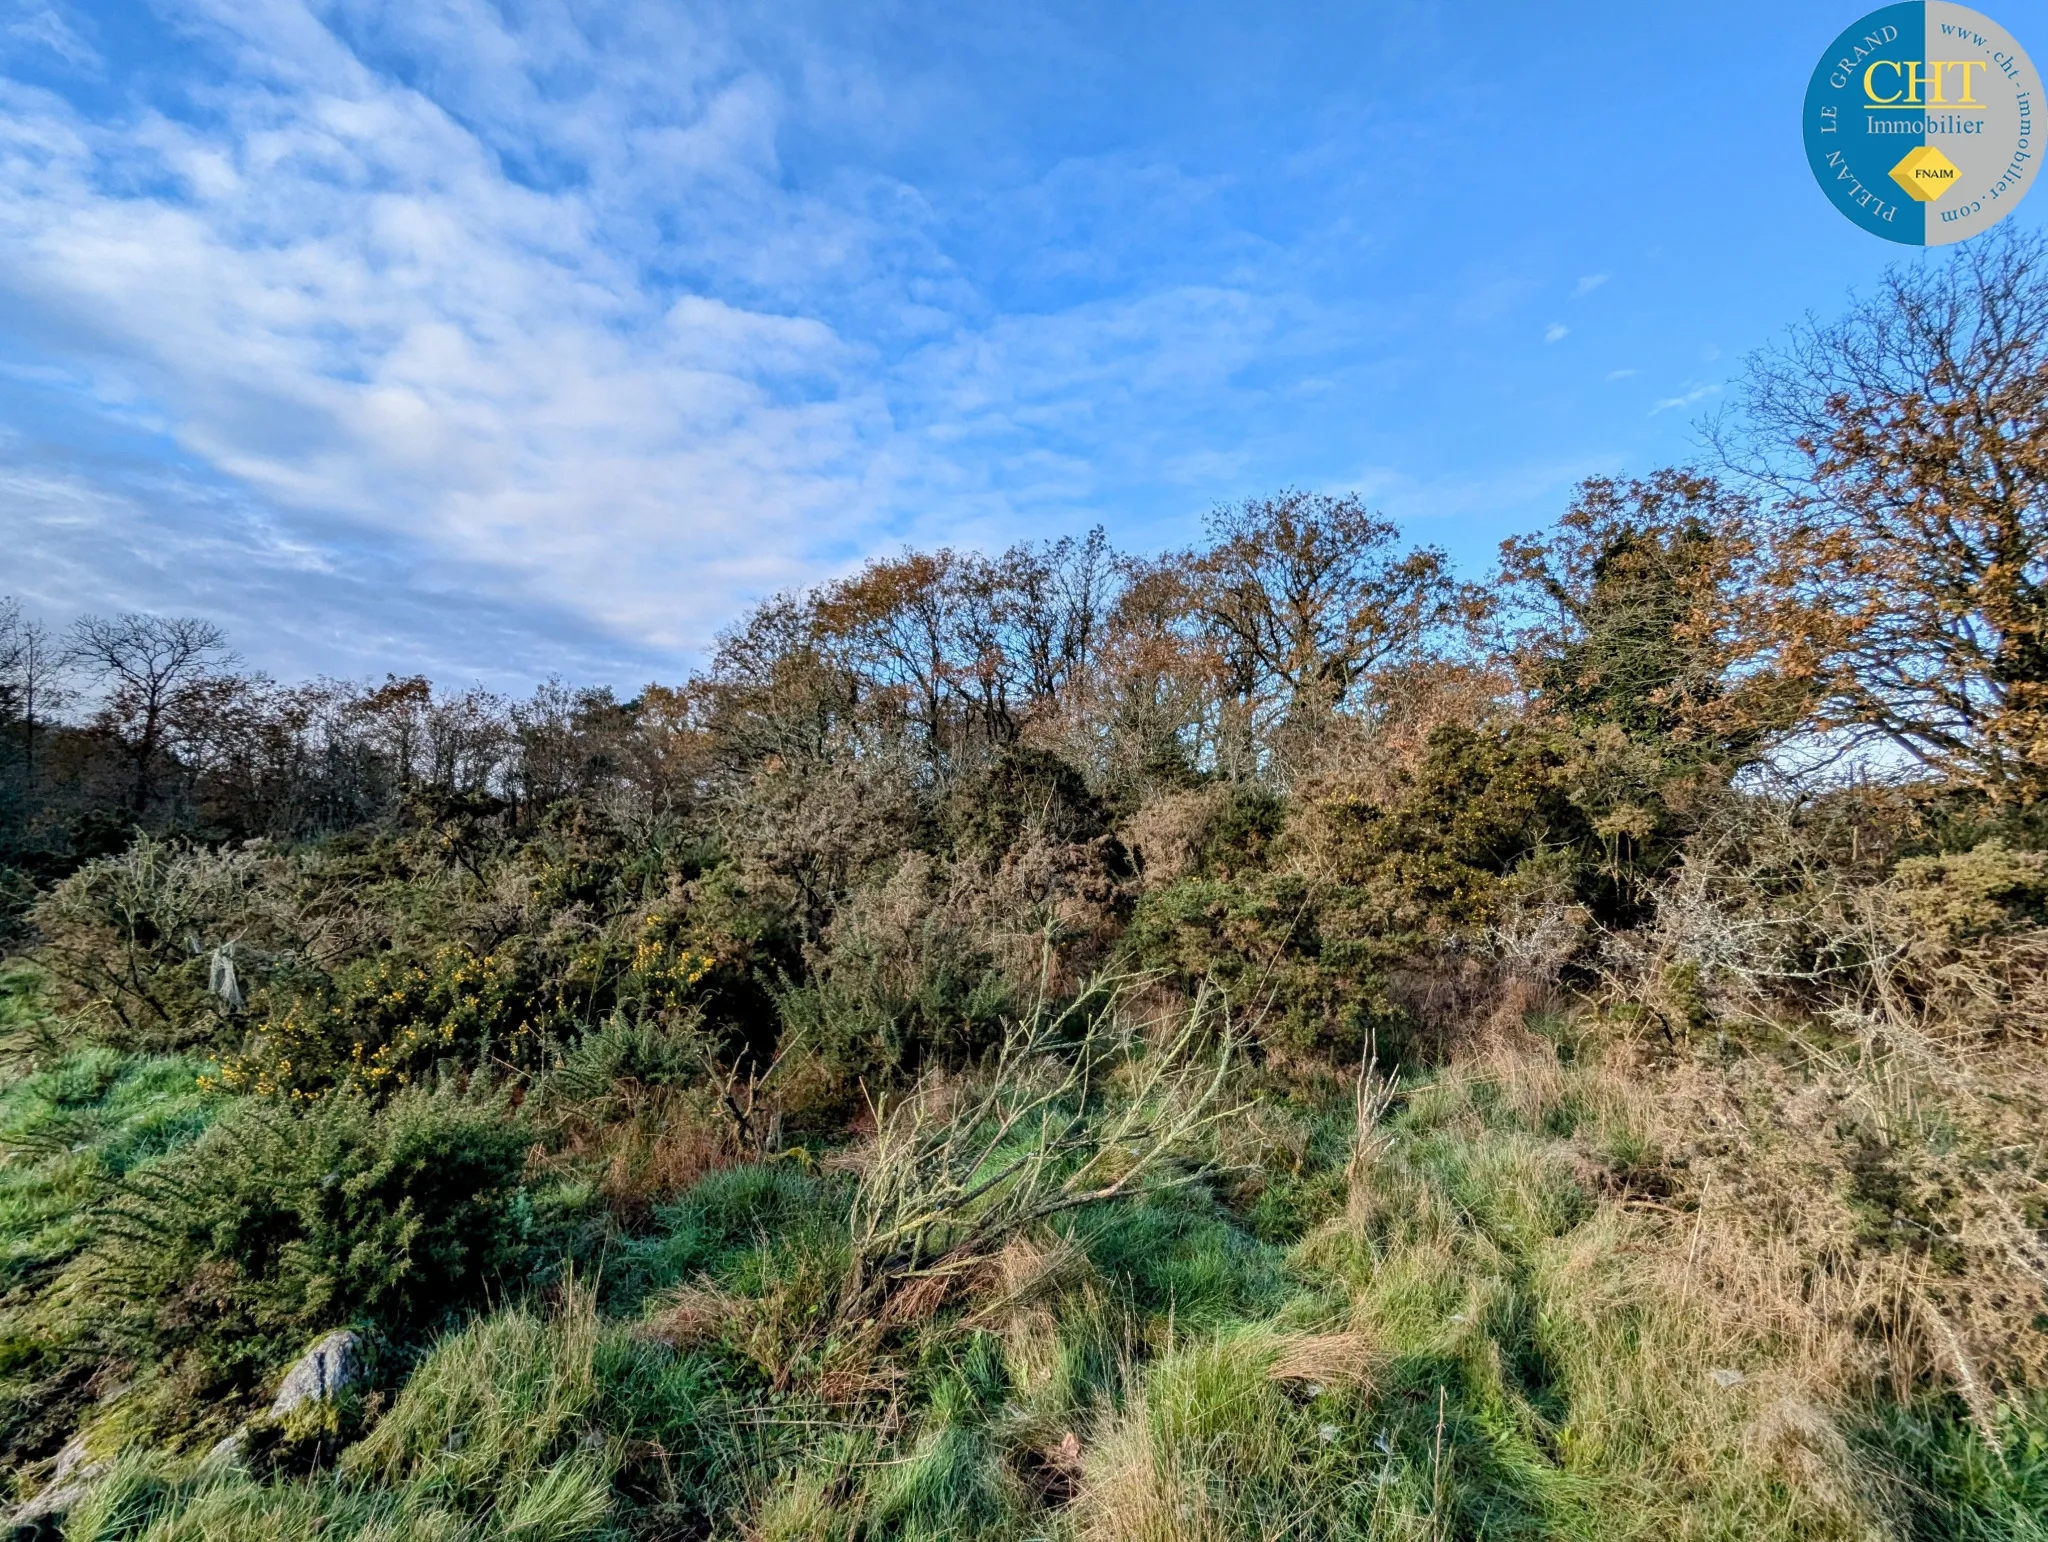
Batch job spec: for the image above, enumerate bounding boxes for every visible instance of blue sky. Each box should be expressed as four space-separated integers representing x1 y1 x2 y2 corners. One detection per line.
2 0 2042 687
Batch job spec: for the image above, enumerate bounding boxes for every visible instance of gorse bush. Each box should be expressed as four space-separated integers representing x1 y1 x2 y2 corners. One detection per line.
776 855 1020 1084
71 1085 536 1407
942 744 1114 859
32 836 280 1049
1128 871 1395 1059
216 942 551 1098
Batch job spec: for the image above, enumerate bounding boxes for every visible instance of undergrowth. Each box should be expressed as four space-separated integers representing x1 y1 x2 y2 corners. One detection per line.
19 999 2041 1542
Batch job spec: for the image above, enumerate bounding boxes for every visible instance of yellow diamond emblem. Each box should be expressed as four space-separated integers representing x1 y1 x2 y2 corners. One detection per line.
1890 144 1961 202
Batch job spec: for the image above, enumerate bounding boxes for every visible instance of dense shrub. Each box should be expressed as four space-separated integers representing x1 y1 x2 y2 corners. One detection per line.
1127 873 1394 1059
215 943 557 1098
1891 840 2048 945
1307 725 1596 931
71 1087 537 1407
942 745 1110 859
31 837 282 1049
775 857 1016 1086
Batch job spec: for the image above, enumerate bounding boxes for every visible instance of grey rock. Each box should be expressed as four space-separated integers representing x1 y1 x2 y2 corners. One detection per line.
266 1329 362 1420
201 1425 250 1470
45 1434 92 1490
201 1329 364 1472
9 1333 366 1526
5 1434 107 1537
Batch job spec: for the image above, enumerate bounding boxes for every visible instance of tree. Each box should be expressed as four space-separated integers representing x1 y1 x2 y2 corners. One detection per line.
1498 470 1791 764
814 551 969 761
158 669 275 833
66 613 235 816
1003 527 1115 708
419 686 512 796
346 674 434 795
510 679 632 815
1191 490 1476 754
1084 554 1220 794
0 598 69 804
703 595 860 768
1729 228 2048 798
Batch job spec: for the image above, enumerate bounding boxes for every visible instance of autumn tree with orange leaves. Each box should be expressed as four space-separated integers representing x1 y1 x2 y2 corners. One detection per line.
1730 228 2048 800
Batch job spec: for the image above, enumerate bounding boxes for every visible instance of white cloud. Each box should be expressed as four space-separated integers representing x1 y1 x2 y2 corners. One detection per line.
0 436 655 685
1543 322 1568 344
1572 272 1608 298
0 1 1674 681
2 3 96 69
1649 382 1722 415
0 2 1349 669
1606 367 1636 380
0 4 944 660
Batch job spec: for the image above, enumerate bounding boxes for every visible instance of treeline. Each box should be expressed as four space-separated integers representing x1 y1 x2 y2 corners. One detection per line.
0 232 2042 1106
5 233 2048 1084
4 495 1487 855
8 243 2047 886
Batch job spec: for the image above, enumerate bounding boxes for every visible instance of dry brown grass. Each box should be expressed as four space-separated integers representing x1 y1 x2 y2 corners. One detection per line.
1266 1331 1377 1388
1632 1043 2047 1411
965 1234 1094 1326
1075 1415 1232 1542
1580 811 2048 1426
638 1284 739 1352
595 1113 736 1222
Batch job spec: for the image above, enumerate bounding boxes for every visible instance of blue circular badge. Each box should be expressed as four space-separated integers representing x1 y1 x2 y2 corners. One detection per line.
1804 4 2041 243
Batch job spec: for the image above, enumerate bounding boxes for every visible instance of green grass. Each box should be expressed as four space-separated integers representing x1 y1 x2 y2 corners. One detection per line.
0 1046 217 1290
0 969 223 1473
10 1018 2042 1542
1855 1394 2048 1542
621 1160 847 1303
1064 1187 1294 1335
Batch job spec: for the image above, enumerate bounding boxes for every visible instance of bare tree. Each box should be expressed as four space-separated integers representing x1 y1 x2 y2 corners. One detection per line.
0 598 19 708
420 686 512 796
510 679 635 815
1727 227 2048 797
814 551 965 760
704 596 859 768
1003 527 1116 708
0 599 69 797
67 613 235 814
346 674 434 795
1191 490 1478 753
